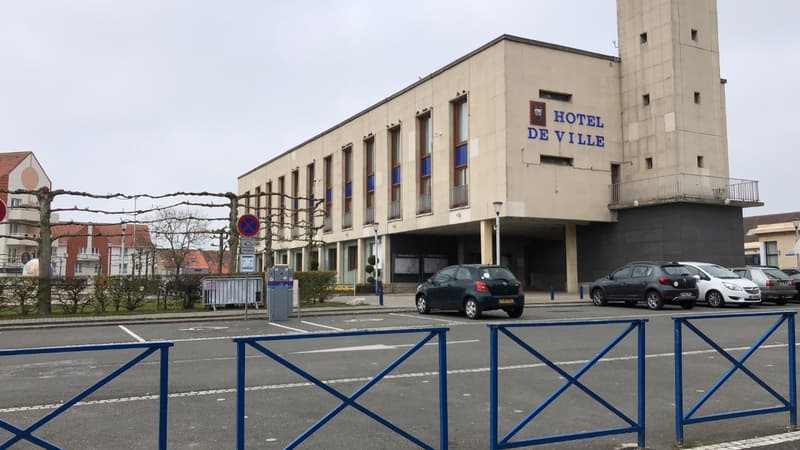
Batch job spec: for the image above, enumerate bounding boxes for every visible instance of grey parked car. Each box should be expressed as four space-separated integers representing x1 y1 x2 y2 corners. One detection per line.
730 266 797 305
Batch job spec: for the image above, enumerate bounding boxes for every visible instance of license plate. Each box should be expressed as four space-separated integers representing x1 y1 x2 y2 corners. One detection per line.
499 298 515 304
680 292 692 297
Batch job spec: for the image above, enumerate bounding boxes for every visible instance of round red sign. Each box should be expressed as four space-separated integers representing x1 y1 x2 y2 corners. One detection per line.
0 199 6 222
237 214 260 237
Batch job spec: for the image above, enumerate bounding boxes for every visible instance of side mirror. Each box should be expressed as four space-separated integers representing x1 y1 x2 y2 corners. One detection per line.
693 274 701 281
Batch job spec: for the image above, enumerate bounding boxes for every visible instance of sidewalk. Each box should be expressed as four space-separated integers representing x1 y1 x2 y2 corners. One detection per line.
0 290 591 330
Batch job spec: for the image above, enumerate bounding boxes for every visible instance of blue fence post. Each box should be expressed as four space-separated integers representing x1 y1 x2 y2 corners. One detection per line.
549 287 554 301
579 285 584 299
790 313 797 428
236 341 246 450
637 320 646 448
159 346 170 450
438 330 449 450
674 318 684 446
489 326 498 450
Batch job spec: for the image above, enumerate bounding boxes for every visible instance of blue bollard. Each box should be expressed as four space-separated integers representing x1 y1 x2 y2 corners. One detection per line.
379 289 384 306
550 287 555 301
579 285 584 299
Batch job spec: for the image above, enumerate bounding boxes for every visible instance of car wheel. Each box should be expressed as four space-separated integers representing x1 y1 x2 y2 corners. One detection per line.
416 295 430 314
680 300 695 309
507 306 523 318
706 290 725 308
591 289 607 306
646 290 664 310
464 297 482 320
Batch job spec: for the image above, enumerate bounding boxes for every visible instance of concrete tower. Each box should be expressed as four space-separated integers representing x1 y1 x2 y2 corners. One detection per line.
617 0 729 182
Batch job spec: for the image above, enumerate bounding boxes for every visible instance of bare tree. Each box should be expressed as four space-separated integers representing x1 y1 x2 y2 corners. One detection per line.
149 208 210 277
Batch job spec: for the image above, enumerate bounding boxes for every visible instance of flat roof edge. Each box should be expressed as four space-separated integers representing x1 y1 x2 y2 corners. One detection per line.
238 34 619 181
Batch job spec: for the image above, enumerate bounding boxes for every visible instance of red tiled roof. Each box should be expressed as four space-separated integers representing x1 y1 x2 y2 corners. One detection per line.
74 223 153 247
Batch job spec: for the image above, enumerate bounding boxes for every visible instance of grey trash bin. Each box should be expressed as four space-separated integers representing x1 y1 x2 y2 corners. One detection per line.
267 265 293 321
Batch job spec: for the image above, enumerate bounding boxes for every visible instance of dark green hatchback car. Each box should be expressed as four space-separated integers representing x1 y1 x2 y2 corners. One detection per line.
415 264 524 319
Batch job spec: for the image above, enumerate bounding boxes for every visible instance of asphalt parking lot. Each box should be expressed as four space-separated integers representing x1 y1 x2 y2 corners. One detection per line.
2 303 800 449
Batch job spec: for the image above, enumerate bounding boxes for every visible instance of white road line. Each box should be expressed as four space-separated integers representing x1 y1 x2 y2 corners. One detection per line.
267 322 308 333
690 430 800 449
118 325 145 342
389 313 464 324
300 320 343 331
1 342 794 415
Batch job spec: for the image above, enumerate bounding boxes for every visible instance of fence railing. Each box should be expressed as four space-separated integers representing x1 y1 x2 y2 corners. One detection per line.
0 341 173 449
673 311 797 446
488 319 647 449
417 193 431 214
233 327 449 450
609 173 759 206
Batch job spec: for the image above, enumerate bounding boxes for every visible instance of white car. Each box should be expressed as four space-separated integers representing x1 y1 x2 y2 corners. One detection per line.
679 262 761 307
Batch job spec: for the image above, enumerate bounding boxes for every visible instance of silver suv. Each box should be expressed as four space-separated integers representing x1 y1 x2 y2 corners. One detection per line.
730 266 797 305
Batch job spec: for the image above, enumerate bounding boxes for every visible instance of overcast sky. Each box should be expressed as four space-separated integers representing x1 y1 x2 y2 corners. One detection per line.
0 1 797 219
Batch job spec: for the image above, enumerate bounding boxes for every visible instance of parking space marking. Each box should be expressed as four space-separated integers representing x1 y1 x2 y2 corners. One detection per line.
267 322 308 333
118 325 145 342
389 313 467 324
300 320 343 331
691 430 800 449
292 339 481 354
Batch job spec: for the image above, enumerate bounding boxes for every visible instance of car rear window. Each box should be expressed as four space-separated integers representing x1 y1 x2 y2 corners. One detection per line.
479 267 516 281
763 268 791 280
661 265 690 276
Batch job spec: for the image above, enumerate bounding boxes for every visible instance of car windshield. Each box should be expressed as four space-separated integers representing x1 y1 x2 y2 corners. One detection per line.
661 265 690 276
763 268 792 280
479 267 516 281
698 264 740 279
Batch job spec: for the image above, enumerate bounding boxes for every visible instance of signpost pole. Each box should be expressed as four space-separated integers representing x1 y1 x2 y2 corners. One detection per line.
236 214 261 322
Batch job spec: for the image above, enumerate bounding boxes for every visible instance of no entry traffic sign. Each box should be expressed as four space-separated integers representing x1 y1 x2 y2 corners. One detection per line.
237 213 260 237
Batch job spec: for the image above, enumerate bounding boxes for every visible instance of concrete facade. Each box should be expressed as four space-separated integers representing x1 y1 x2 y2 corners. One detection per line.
238 0 758 291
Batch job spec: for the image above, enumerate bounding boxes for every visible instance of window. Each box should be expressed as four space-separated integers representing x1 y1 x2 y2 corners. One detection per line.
539 89 572 102
347 245 357 271
324 155 333 228
266 181 273 222
697 155 704 168
691 29 698 41
343 146 353 227
645 157 653 169
389 126 402 219
307 162 315 212
766 241 779 267
433 266 457 283
745 253 760 266
327 248 337 271
631 265 652 278
540 155 573 166
456 267 472 280
9 198 20 207
642 94 650 106
694 92 701 104
10 223 19 234
278 176 285 229
640 32 648 44
418 112 432 213
611 266 633 280
364 137 375 224
452 97 468 207
291 170 299 230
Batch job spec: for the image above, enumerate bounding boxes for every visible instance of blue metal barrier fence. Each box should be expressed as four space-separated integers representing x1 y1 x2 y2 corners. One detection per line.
488 318 648 449
234 327 449 449
674 311 797 445
0 341 173 449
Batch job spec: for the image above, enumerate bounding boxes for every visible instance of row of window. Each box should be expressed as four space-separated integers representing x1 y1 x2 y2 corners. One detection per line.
245 96 470 234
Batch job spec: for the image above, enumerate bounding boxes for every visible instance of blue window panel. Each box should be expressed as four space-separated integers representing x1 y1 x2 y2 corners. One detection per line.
345 182 352 198
455 144 468 166
326 188 332 203
421 156 431 176
293 198 299 209
392 167 401 184
367 175 374 192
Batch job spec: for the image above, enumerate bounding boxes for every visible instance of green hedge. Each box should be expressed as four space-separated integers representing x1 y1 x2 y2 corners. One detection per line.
294 271 336 304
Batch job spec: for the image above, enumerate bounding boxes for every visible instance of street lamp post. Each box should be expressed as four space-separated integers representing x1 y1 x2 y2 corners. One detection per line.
493 201 503 266
373 222 383 306
793 218 800 269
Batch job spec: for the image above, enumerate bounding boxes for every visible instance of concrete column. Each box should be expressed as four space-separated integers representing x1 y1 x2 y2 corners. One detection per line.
380 234 391 284
301 246 310 271
357 238 365 283
317 246 324 271
480 219 493 264
565 223 578 294
336 241 344 283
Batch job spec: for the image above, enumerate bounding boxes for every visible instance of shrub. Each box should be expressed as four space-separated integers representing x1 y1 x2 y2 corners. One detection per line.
294 271 336 304
53 277 91 314
7 277 38 315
